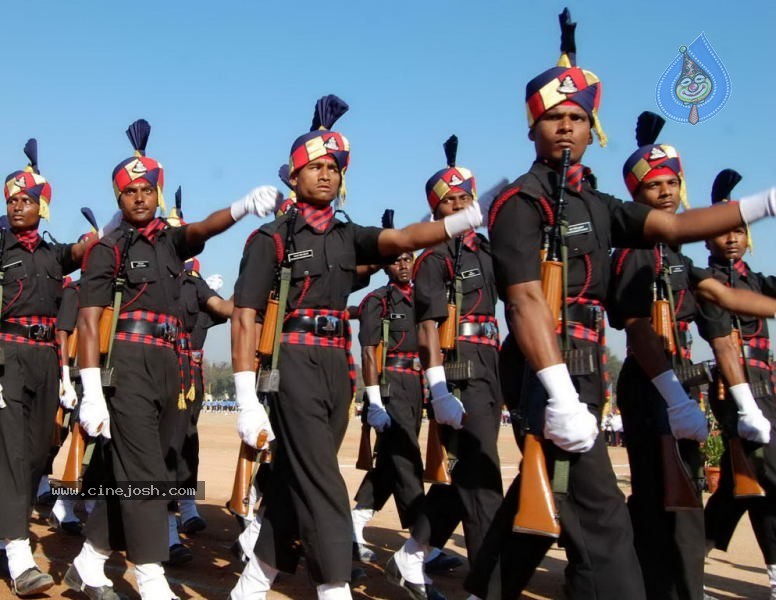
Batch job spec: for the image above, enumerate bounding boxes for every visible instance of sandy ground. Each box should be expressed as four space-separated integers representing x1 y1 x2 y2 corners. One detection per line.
4 412 771 599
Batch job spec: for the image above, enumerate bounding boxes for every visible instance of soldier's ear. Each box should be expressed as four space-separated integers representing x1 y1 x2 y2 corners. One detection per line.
588 132 593 145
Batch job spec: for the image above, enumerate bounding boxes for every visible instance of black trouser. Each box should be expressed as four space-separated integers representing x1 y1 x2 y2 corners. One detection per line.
0 341 59 539
618 357 705 600
411 342 503 563
256 344 353 584
83 341 180 564
354 370 424 528
465 335 646 600
706 369 776 564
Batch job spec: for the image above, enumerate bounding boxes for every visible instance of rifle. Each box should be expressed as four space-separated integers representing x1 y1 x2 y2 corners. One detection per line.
721 259 766 498
423 235 465 485
511 148 572 538
652 243 703 510
0 227 7 407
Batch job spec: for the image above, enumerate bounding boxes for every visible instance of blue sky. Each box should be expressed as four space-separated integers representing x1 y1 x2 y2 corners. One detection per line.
4 1 774 362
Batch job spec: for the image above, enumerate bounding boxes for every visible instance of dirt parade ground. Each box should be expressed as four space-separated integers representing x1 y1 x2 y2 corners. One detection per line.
7 412 771 599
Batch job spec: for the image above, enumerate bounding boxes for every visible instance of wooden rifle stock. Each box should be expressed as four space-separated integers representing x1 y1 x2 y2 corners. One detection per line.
423 419 451 485
512 433 560 537
356 423 374 471
716 376 766 498
227 431 270 518
257 296 279 356
61 422 87 485
51 405 65 448
659 434 702 510
438 303 458 351
540 260 563 324
651 298 677 355
67 330 79 362
98 307 114 355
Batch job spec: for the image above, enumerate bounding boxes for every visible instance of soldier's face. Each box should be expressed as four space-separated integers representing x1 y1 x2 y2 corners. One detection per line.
6 192 41 231
119 181 158 226
290 157 341 207
706 226 747 261
386 252 414 284
434 190 473 219
635 174 681 214
529 104 593 164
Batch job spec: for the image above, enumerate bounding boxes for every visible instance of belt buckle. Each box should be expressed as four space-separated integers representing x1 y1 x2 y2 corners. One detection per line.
481 322 497 340
158 322 177 343
314 315 340 337
412 357 421 371
29 324 49 341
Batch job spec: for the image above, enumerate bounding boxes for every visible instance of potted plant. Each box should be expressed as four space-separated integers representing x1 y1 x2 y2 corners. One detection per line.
702 422 725 493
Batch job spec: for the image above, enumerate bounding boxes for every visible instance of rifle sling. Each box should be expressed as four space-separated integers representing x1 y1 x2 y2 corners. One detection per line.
380 317 389 386
105 230 134 370
270 265 291 371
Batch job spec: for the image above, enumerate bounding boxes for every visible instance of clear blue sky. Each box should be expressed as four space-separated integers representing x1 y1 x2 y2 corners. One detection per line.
4 1 774 363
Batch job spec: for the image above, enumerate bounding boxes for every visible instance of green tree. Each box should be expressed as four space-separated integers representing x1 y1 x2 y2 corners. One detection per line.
203 361 235 399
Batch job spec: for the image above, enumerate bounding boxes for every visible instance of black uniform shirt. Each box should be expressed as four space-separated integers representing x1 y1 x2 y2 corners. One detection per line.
1 231 78 318
413 235 497 323
489 161 651 303
79 220 204 316
234 212 383 316
359 283 418 352
180 273 219 334
608 244 711 331
56 280 80 333
696 257 776 342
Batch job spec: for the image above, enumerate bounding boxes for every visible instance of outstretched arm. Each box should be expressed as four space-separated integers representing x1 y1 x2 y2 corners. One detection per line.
695 278 776 319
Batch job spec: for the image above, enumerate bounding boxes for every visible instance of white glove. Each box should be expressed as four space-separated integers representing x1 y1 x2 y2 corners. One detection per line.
738 187 776 225
652 370 708 442
426 365 464 429
102 210 123 236
537 363 598 453
365 386 391 432
78 367 111 439
205 273 224 292
234 371 274 449
0 382 5 409
230 186 282 221
59 365 78 410
442 202 483 238
729 383 771 444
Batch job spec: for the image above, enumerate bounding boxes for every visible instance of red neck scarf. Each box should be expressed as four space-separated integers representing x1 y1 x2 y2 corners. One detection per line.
296 201 334 233
392 282 413 303
540 158 591 193
462 230 478 251
136 218 167 243
14 228 41 252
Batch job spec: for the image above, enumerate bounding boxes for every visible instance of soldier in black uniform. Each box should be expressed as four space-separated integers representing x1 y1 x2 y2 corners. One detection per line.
351 251 426 561
464 9 776 600
696 171 776 599
0 139 93 597
229 95 482 600
63 119 278 600
385 136 502 600
0 139 94 596
609 117 776 600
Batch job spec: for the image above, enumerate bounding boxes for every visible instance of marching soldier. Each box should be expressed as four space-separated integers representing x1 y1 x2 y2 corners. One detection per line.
351 250 427 561
609 115 776 600
0 139 93 596
229 94 482 600
465 9 776 600
386 136 503 600
63 119 278 600
697 170 776 599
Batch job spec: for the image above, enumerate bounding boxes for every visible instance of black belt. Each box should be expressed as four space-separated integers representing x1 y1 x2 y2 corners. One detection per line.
116 319 179 343
284 315 345 338
459 321 498 340
0 321 54 341
566 303 603 332
385 356 420 371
